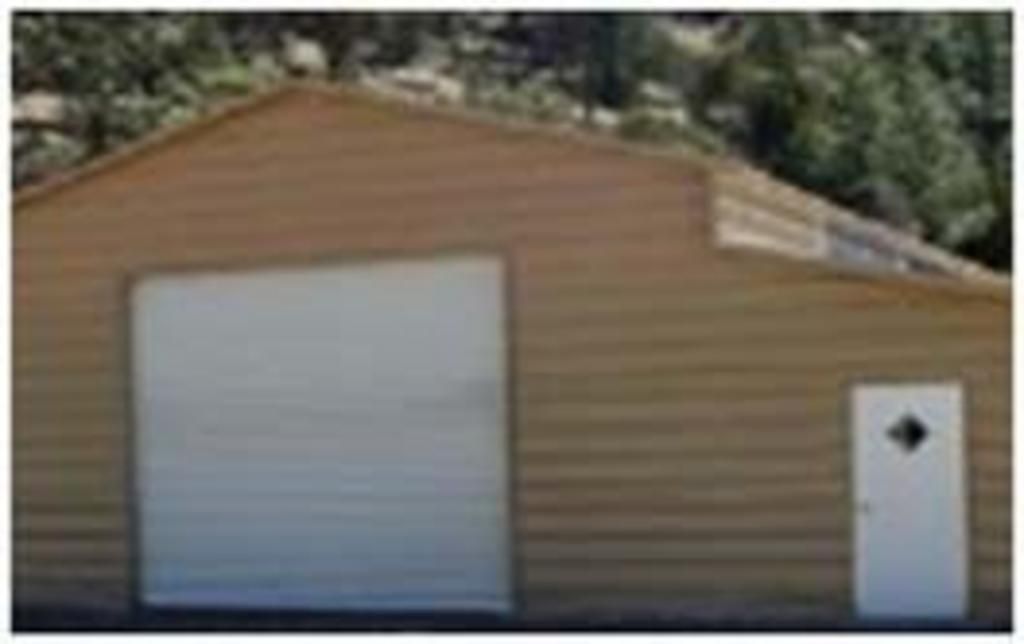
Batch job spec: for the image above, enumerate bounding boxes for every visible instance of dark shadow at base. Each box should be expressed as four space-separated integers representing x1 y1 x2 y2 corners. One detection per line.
13 607 1010 633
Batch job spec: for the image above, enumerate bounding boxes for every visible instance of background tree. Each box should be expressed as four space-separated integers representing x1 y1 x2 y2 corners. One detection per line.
12 11 1012 270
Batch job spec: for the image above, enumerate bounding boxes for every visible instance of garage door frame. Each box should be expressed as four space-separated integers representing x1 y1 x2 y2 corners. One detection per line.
121 249 520 614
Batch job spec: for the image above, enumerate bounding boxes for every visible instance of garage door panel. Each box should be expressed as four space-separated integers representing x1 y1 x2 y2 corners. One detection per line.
141 413 502 461
133 257 510 611
143 264 503 392
145 469 505 494
146 585 510 612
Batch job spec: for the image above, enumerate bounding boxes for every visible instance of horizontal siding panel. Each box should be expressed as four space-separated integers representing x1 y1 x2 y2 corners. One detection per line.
519 432 841 455
971 500 1012 520
12 285 116 309
975 566 1011 591
518 388 1007 417
519 384 850 406
518 343 1006 372
518 371 1004 398
16 224 686 275
522 511 846 536
16 498 126 517
16 539 127 563
523 538 848 562
10 419 123 441
974 539 1011 562
522 490 844 514
514 418 1006 439
11 414 123 433
14 562 127 583
973 507 1011 529
521 400 846 423
972 476 1011 498
19 328 1001 372
20 146 685 222
20 150 660 216
523 564 847 593
15 450 126 471
522 497 846 516
14 584 127 609
517 280 1007 321
523 592 848 615
15 195 700 265
518 319 1007 353
14 377 125 396
520 361 1008 385
14 356 118 376
14 579 130 610
16 181 698 254
520 459 842 485
522 480 845 505
14 521 126 543
970 454 1011 477
14 404 124 426
100 132 582 182
974 530 1012 550
14 473 127 499
521 471 845 493
522 446 842 469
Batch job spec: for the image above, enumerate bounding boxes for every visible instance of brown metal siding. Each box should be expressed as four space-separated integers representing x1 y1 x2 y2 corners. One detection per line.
13 88 1010 621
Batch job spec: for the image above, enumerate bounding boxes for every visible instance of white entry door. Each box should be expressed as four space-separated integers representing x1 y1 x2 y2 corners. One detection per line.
851 383 967 618
133 256 511 611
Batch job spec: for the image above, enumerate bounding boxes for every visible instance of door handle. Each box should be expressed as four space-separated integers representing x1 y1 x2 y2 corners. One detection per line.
856 501 872 515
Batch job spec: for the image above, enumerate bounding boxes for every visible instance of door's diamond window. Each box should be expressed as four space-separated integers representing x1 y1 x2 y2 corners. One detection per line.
886 414 930 453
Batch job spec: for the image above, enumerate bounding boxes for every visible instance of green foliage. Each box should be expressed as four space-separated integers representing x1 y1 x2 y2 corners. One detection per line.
617 106 725 155
12 129 87 186
468 76 576 123
11 12 1012 270
689 12 1011 268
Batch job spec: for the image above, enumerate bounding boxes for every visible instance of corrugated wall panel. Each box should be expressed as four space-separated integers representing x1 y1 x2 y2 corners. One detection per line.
14 88 1009 622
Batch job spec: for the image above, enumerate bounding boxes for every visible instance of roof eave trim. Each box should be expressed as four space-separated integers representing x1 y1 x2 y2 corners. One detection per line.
13 83 299 210
711 161 1007 285
716 245 1010 302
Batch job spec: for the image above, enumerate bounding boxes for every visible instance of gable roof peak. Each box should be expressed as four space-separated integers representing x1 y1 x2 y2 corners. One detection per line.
13 80 1007 290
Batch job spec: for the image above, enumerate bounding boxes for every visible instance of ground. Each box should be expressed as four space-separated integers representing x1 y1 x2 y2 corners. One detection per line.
13 608 1009 633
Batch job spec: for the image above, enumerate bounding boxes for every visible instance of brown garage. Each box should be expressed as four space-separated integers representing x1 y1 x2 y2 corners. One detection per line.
13 82 1010 625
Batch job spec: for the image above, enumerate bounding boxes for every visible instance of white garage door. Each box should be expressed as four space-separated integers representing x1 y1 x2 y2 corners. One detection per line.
132 257 511 611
